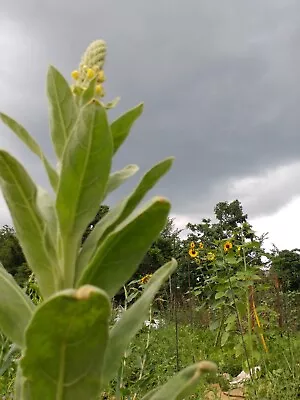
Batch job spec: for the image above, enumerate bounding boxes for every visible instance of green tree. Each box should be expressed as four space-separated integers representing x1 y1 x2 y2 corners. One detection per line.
271 248 300 292
0 225 29 285
186 200 251 245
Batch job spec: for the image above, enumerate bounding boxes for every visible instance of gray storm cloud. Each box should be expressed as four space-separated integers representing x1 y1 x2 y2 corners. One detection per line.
1 0 300 227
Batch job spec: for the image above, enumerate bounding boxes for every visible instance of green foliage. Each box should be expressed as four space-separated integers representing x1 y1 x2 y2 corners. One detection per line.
0 151 58 298
187 200 254 245
102 259 177 386
81 205 110 244
271 248 300 291
0 226 26 279
138 217 182 277
77 157 174 281
141 361 217 400
111 103 144 154
0 264 34 347
0 113 58 191
47 66 77 161
78 197 171 296
106 164 139 195
187 213 270 371
20 286 111 399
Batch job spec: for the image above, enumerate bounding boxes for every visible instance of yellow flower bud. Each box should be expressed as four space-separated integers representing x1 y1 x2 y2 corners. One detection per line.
71 70 79 80
87 68 95 79
95 84 105 97
97 70 106 83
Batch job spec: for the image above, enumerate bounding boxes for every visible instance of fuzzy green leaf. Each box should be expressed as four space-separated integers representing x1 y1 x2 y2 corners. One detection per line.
78 197 170 296
106 164 139 195
0 151 58 298
15 367 28 400
141 362 217 400
36 186 58 241
111 103 144 153
0 113 58 191
102 259 177 385
56 101 112 286
20 285 111 399
76 157 174 280
47 66 77 159
0 264 34 348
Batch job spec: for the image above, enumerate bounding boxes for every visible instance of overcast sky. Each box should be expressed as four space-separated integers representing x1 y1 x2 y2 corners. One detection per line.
1 0 300 250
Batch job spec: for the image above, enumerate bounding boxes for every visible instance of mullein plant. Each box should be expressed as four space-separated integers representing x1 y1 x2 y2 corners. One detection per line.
0 39 216 399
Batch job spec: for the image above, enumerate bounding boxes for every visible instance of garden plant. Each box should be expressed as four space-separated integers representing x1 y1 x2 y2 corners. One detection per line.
0 39 217 399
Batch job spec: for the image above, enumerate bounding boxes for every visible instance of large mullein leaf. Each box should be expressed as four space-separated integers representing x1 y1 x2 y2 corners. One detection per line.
111 103 143 153
102 259 177 385
20 286 111 400
141 361 217 400
0 264 34 348
0 151 58 298
76 157 173 280
47 66 77 160
78 197 170 296
0 113 58 191
105 164 139 196
56 101 113 286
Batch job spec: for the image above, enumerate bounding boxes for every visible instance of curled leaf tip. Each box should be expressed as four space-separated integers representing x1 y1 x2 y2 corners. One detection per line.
198 361 218 373
74 285 97 300
156 196 170 204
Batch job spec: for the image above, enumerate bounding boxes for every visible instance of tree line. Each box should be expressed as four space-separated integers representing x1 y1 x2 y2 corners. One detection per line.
0 200 299 293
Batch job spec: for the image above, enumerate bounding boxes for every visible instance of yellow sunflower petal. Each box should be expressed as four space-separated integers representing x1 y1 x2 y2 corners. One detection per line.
224 241 233 252
189 248 199 258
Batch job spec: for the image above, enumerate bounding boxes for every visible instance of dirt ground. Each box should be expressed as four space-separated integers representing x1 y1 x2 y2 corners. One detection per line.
205 384 244 399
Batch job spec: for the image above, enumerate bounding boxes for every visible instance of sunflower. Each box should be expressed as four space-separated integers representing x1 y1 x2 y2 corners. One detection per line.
224 241 233 252
199 242 204 249
207 252 215 261
190 241 195 249
237 246 241 254
195 258 201 265
139 274 152 285
189 248 198 258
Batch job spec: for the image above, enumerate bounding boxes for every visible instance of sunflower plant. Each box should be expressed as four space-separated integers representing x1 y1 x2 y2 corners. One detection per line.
0 39 216 399
189 231 270 372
